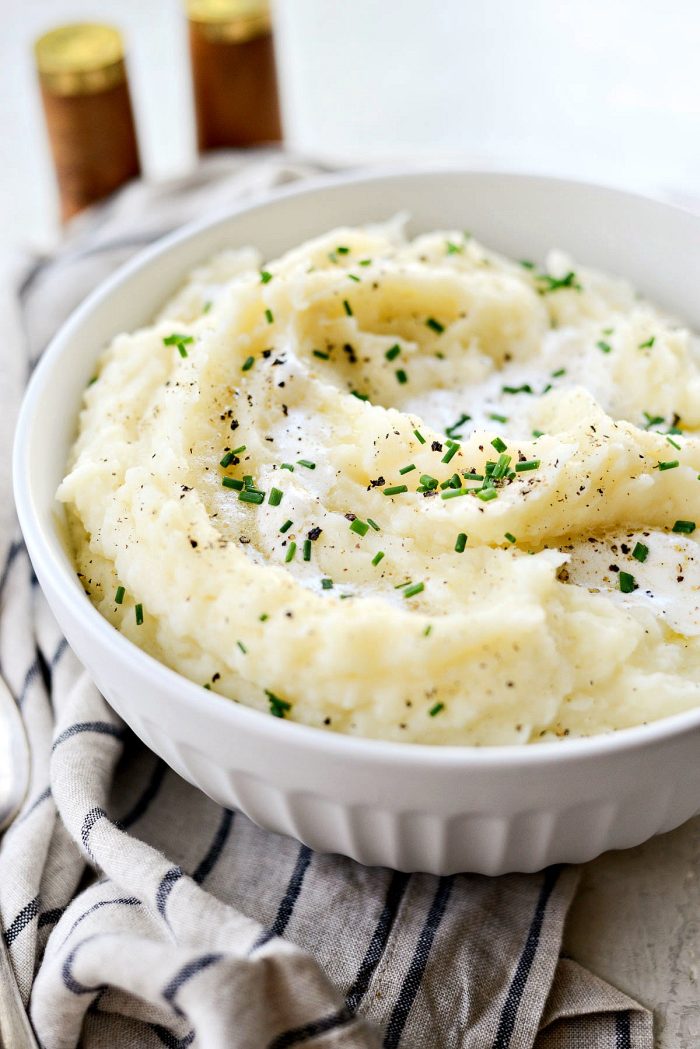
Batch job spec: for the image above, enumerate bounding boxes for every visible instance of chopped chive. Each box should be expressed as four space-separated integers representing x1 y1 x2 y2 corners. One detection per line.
536 270 581 293
343 299 353 316
372 551 385 566
267 691 291 718
281 463 294 472
348 273 361 282
520 259 535 269
177 344 188 358
203 301 212 313
237 640 247 653
367 518 380 531
441 487 467 499
399 463 416 475
87 375 97 386
349 518 369 537
423 624 432 636
239 490 265 505
115 586 125 604
672 520 696 534
489 413 508 424
395 369 408 384
220 451 234 467
268 487 283 506
446 240 463 254
242 356 255 371
279 519 293 533
504 532 517 544
477 488 498 502
260 613 269 621
441 442 460 464
492 453 511 479
446 413 471 438
260 270 273 283
515 459 540 472
666 435 681 451
619 571 637 593
455 532 467 553
222 477 244 490
596 340 612 354
383 485 408 496
163 333 193 346
285 542 297 562
502 384 533 395
394 580 412 589
384 345 402 362
420 474 439 489
643 412 665 429
265 308 274 324
426 317 444 334
413 429 426 444
532 430 544 439
403 581 425 598
429 701 445 717
313 349 330 360
135 603 144 626
297 459 316 470
336 246 350 254
463 472 484 481
639 336 655 349
491 436 507 453
321 578 333 589
656 460 679 471
303 539 312 561
232 444 246 455
551 368 566 377
351 390 369 401
359 258 372 266
632 542 649 563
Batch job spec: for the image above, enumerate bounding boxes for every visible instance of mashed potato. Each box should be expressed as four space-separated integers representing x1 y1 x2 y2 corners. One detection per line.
58 220 700 745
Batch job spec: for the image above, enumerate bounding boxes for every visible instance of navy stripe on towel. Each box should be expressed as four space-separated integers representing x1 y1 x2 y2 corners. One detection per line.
3 895 40 946
615 1011 632 1049
346 871 410 1013
162 953 224 1018
51 638 68 667
383 876 454 1049
38 907 66 929
268 1007 354 1049
0 540 24 600
157 867 184 919
63 897 141 944
252 844 312 950
193 809 234 885
62 935 106 995
492 865 561 1049
81 807 108 857
121 757 167 829
53 721 125 751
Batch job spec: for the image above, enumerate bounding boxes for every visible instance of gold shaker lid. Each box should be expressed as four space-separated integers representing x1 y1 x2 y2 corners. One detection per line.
186 0 272 42
35 23 127 97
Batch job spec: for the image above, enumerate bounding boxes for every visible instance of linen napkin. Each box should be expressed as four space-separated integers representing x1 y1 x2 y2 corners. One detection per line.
0 151 653 1049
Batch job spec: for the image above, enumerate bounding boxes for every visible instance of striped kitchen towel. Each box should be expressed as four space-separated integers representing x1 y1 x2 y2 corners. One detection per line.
0 151 653 1048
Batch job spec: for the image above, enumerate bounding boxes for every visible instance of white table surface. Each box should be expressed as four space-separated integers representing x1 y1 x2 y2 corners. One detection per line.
2 2 700 1043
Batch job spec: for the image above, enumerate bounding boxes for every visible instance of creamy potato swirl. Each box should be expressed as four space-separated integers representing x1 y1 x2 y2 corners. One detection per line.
58 221 700 744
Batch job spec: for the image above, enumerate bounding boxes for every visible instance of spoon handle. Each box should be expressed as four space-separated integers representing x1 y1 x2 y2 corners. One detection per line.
0 930 40 1048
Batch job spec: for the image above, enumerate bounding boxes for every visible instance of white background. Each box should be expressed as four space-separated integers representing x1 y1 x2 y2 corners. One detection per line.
1 0 699 250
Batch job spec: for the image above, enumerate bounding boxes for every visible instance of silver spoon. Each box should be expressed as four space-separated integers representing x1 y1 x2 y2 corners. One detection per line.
0 674 40 1049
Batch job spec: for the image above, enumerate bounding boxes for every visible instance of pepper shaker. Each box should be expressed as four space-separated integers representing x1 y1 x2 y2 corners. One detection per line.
35 23 141 223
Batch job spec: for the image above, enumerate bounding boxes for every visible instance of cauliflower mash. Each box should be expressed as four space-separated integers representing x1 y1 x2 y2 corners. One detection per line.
58 220 700 745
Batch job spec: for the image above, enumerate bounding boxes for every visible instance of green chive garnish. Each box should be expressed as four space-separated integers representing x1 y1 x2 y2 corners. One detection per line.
115 586 125 604
267 691 291 718
489 413 508 424
303 539 312 561
426 317 444 334
672 520 696 534
667 435 681 451
297 459 316 470
424 624 432 636
420 474 438 489
349 518 369 537
441 487 467 499
596 340 612 354
285 542 297 562
351 390 369 401
336 246 350 254
177 344 188 358
313 349 330 360
619 571 637 593
281 463 294 472
656 460 679 471
551 368 566 377
239 490 264 505
260 270 272 283
268 488 283 506
441 443 459 464
163 333 193 347
265 308 274 324
504 532 516 544
220 451 234 467
372 551 385 566
279 519 293 533
455 533 467 553
386 345 401 361
135 603 144 626
348 274 360 282
632 542 649 562
463 472 484 482
477 488 498 502
403 582 425 598
237 640 247 653
260 613 269 621
383 485 408 496
413 429 426 444
639 336 655 349
367 518 380 531
222 477 244 490
395 369 408 384
343 300 353 316
399 464 416 475
321 578 333 589
429 702 445 717
532 430 544 438
242 356 255 371
515 459 540 472
491 436 507 453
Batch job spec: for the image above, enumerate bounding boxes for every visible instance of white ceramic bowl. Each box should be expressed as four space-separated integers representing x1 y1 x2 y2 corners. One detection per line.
14 169 700 875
